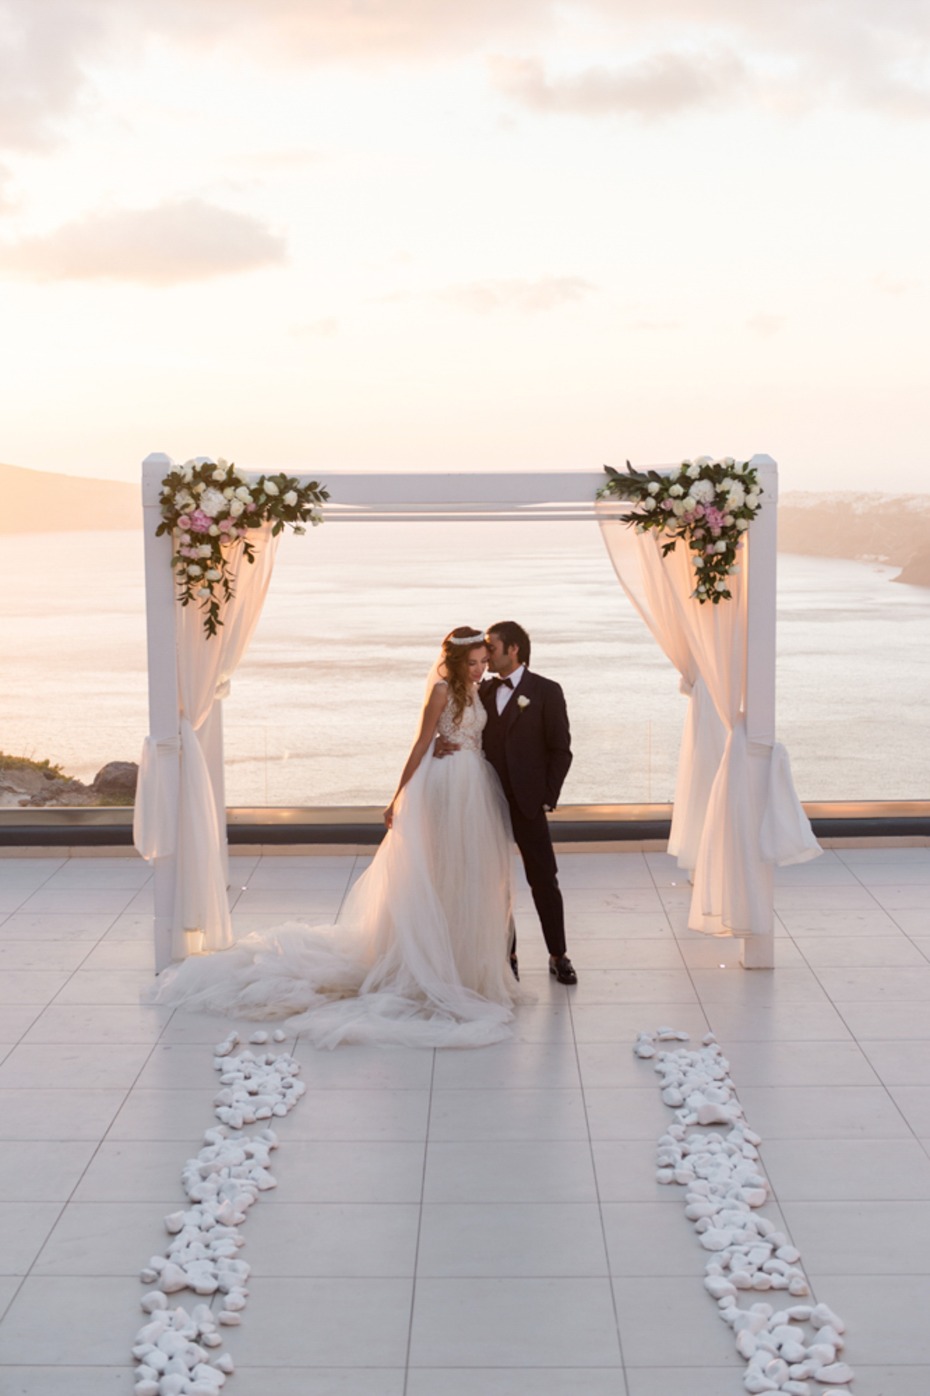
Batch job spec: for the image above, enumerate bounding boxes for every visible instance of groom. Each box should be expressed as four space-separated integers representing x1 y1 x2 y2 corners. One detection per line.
480 622 576 986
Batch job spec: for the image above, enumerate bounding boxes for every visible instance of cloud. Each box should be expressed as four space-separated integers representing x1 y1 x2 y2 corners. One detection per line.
746 312 786 338
437 276 596 313
0 0 106 151
489 49 748 118
0 198 287 285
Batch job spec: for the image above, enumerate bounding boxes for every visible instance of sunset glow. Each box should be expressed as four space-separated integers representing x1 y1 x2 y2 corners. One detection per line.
1 0 928 489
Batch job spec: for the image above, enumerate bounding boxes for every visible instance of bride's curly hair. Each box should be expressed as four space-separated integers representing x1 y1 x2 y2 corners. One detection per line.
439 627 487 724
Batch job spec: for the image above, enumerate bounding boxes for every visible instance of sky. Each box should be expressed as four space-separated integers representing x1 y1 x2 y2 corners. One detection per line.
1 0 928 492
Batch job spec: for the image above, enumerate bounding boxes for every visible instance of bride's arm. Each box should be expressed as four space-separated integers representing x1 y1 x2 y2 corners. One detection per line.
384 682 447 828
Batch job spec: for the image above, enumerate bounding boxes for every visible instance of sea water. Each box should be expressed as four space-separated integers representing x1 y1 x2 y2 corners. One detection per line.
1 524 927 804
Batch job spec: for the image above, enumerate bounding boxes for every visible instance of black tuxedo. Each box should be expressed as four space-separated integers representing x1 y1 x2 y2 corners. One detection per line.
480 670 572 959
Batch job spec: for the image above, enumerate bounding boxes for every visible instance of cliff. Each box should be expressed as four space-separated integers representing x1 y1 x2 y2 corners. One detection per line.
779 492 930 586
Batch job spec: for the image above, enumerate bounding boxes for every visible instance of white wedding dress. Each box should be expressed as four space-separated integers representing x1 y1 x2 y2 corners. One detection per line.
152 686 522 1047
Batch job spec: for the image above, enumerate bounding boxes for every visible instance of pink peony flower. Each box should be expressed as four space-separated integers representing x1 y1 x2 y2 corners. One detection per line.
188 509 212 533
217 518 233 533
177 515 191 529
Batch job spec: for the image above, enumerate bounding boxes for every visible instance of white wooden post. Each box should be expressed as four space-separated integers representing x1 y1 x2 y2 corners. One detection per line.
141 454 181 973
740 455 778 969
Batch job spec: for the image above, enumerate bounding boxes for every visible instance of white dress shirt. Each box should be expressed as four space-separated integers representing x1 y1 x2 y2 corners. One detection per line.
495 664 526 715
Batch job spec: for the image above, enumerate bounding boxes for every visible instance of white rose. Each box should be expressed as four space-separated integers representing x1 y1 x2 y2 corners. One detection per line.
671 500 686 516
181 467 194 483
723 456 735 467
229 500 245 517
726 482 746 507
180 532 191 545
746 492 760 510
177 492 195 511
669 483 684 497
715 579 728 591
715 540 727 553
209 525 219 537
686 463 701 479
517 695 530 709
693 556 704 567
647 480 660 495
264 479 280 497
212 467 226 482
694 455 712 467
194 482 205 493
187 564 202 576
682 495 697 512
283 490 298 507
223 487 234 499
198 544 212 558
205 569 221 581
234 486 252 503
199 487 227 517
736 517 750 531
691 479 715 503
197 587 211 598
641 498 656 512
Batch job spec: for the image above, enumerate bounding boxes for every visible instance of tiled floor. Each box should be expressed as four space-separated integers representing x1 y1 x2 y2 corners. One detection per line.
0 844 929 1395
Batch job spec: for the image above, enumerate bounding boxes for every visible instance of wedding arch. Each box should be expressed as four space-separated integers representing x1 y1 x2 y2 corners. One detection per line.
134 452 818 976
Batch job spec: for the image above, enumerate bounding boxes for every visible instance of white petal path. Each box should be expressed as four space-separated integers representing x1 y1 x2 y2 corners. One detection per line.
634 1027 855 1396
131 1029 305 1396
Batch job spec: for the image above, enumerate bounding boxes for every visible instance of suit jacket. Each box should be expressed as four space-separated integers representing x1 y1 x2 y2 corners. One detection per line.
479 669 572 821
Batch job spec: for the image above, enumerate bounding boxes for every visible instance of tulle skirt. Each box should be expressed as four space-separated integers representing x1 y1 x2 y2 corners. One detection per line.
151 749 523 1048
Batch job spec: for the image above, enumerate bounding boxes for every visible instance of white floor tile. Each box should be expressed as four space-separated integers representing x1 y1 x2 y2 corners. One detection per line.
283 1087 430 1140
0 1366 137 1395
782 1199 930 1274
232 1371 404 1396
570 1003 710 1044
22 1004 171 1045
52 968 153 1005
612 1275 742 1367
0 941 90 971
229 1277 413 1365
0 1041 153 1091
16 889 138 914
409 1277 622 1367
246 1201 420 1276
0 913 114 941
31 1200 177 1275
0 1088 126 1141
625 1368 744 1396
0 1202 62 1275
736 1084 912 1139
720 1038 879 1087
568 968 699 1006
0 1275 151 1364
582 1087 673 1141
795 935 927 967
428 1088 587 1141
417 1201 607 1277
423 1141 597 1204
407 1371 627 1396
71 1141 188 1202
431 1041 580 1091
573 938 685 970
105 1086 218 1140
0 970 72 1003
0 1141 96 1201
806 1274 930 1363
816 966 930 1001
265 1140 426 1202
860 1039 930 1086
290 1042 434 1090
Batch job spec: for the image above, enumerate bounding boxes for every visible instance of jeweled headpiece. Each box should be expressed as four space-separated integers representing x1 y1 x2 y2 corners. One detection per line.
447 631 484 646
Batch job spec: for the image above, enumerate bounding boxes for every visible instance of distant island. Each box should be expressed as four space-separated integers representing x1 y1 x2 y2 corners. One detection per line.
2 462 928 587
0 461 140 533
779 491 930 589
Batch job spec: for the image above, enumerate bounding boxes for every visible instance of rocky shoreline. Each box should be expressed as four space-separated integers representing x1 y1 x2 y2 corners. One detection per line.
0 759 138 809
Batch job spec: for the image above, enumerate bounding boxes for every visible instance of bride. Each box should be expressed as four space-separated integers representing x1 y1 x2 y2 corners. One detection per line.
152 627 522 1047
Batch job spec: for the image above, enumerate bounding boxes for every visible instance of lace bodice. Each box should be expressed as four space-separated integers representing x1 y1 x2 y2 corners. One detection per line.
437 686 486 753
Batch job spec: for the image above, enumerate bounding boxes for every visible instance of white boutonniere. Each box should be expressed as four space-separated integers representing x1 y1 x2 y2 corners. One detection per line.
516 695 530 710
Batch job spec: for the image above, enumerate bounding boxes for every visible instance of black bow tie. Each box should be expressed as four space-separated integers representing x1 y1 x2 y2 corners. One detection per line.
492 676 513 690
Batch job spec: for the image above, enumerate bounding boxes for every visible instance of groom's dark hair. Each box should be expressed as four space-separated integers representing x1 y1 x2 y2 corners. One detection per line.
487 621 530 665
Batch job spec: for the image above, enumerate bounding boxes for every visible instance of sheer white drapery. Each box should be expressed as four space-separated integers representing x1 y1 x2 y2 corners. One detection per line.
597 499 819 938
597 505 726 872
135 523 279 958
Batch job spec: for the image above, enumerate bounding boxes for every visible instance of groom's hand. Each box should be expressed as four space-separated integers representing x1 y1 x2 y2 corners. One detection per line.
433 736 458 759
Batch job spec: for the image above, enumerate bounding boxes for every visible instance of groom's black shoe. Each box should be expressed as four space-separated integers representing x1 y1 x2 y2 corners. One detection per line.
549 955 577 985
510 954 520 982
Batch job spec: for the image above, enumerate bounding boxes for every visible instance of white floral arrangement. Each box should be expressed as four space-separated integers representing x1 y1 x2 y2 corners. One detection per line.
156 458 329 637
599 456 763 604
